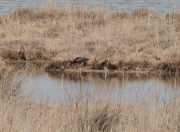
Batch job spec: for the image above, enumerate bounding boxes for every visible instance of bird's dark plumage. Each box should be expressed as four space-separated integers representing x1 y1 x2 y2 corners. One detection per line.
73 57 89 64
66 57 89 70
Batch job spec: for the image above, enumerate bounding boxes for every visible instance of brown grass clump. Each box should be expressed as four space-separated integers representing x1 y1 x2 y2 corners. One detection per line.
0 60 5 79
1 94 180 132
0 39 57 60
0 48 56 61
44 60 70 71
0 65 27 102
165 13 180 32
131 9 160 19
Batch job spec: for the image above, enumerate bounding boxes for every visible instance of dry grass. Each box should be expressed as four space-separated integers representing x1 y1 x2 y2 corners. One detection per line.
0 4 180 71
2 99 180 132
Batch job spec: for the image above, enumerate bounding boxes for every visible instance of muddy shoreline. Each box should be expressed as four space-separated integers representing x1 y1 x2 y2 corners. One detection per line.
3 59 180 74
45 67 180 76
44 60 180 74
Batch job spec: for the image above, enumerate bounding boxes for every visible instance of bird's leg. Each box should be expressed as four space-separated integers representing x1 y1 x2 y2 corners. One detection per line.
104 66 108 83
60 63 65 72
66 62 71 69
78 63 83 75
78 65 82 75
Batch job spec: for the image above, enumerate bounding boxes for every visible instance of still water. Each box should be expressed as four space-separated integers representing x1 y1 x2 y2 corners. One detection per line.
0 0 179 17
20 68 180 105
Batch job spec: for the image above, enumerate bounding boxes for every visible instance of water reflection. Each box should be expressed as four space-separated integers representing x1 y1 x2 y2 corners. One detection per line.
20 69 180 105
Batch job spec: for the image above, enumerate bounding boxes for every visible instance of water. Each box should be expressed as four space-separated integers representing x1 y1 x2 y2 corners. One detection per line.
0 0 179 17
20 69 180 105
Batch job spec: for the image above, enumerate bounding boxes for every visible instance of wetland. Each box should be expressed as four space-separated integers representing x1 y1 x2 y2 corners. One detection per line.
1 1 180 132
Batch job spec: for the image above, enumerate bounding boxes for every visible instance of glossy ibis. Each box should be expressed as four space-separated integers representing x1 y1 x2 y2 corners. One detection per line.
67 57 89 74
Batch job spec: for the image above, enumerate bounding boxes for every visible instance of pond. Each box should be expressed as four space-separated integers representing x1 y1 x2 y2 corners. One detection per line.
20 65 180 105
0 0 179 17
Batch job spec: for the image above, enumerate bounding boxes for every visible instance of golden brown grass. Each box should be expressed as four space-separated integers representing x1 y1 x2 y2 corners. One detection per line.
0 5 180 71
2 99 180 132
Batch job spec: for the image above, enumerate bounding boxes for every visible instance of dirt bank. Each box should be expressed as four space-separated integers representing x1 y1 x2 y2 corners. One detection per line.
45 60 180 74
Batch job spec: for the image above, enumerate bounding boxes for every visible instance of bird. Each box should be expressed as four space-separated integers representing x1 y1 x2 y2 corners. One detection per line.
67 57 89 74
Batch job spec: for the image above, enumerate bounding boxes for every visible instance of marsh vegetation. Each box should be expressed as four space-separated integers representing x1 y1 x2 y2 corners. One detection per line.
1 1 180 132
0 2 180 72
